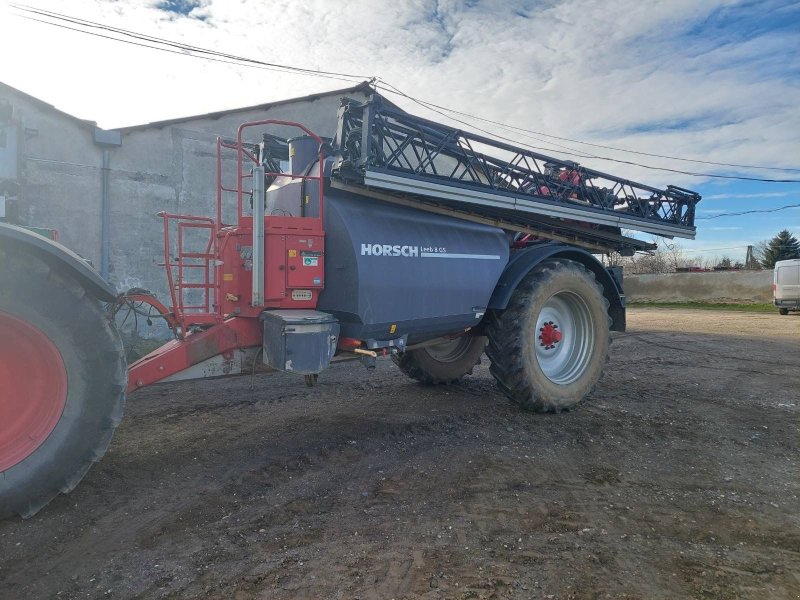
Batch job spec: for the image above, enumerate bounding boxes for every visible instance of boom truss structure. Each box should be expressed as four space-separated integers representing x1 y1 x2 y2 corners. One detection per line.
331 95 701 254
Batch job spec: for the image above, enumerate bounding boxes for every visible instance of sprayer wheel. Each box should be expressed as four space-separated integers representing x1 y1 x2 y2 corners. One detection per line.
393 335 486 385
487 259 610 412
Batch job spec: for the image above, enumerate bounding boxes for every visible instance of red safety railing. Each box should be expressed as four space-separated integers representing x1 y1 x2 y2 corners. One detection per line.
160 120 325 336
216 137 258 228
234 120 326 225
157 212 218 336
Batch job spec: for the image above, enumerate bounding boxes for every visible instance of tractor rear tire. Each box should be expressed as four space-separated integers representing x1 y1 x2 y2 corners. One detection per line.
779 308 789 315
0 246 126 519
393 335 486 384
487 259 610 413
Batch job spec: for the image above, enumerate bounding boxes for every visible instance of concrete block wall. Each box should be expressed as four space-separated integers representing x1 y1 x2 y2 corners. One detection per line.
3 83 371 341
2 85 104 265
625 270 773 304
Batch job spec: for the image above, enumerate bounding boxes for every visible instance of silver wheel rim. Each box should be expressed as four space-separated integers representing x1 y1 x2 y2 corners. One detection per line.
426 337 474 362
534 291 594 385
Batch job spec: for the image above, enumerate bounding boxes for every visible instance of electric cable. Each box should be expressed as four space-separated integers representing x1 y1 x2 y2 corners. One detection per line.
696 204 800 219
375 81 800 183
12 5 370 85
11 4 800 183
375 82 800 173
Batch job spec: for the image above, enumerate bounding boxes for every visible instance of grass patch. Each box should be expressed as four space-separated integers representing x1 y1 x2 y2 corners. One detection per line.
628 301 775 313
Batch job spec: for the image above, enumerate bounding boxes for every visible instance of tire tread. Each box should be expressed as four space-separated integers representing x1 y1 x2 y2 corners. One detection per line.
487 259 611 413
0 244 126 519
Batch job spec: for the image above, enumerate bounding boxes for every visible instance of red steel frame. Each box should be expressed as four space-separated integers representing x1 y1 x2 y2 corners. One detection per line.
128 120 326 393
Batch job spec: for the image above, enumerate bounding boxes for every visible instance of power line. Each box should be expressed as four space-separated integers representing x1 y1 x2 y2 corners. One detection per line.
11 4 371 85
10 7 593 161
696 204 800 219
13 4 372 80
375 81 800 183
372 82 605 159
372 80 600 159
12 5 800 183
676 244 798 254
682 246 746 253
18 15 328 78
377 88 800 173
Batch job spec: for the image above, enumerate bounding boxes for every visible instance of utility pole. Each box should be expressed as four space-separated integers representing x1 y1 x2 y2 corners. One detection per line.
745 245 757 269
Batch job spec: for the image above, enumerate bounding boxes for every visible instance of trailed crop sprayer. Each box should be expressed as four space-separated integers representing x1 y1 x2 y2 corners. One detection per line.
0 93 700 517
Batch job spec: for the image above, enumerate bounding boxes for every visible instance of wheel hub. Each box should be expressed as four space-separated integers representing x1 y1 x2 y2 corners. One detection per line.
0 311 68 471
534 292 595 385
539 321 563 349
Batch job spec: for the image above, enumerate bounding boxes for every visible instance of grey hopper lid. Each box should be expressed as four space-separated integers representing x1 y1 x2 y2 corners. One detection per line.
261 309 338 325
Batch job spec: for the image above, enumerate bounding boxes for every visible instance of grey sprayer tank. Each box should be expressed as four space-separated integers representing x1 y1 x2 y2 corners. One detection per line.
317 191 509 343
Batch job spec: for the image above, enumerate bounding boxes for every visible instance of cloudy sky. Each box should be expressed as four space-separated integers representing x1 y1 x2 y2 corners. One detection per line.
1 0 798 262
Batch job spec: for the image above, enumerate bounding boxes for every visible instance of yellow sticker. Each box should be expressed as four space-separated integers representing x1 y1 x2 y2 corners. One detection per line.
288 249 298 257
289 146 295 157
223 273 233 281
390 324 397 334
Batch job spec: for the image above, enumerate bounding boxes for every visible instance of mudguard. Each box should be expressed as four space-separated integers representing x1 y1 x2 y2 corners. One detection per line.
488 242 626 332
0 222 116 302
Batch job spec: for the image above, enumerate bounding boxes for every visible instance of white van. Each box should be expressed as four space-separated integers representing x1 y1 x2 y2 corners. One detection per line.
774 258 800 315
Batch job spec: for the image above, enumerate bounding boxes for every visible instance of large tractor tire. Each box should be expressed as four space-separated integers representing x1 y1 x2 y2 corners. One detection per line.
0 246 126 518
393 335 487 384
487 259 610 413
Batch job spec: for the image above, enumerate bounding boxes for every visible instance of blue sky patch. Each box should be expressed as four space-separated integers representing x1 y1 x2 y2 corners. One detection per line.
155 0 204 19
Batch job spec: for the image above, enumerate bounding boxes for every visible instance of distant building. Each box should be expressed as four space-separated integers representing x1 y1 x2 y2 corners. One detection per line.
0 80 376 316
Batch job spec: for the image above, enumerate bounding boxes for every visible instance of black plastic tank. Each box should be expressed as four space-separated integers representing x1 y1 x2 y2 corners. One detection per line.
317 190 509 344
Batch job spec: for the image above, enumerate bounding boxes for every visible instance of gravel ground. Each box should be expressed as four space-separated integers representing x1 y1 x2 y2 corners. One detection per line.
1 308 798 599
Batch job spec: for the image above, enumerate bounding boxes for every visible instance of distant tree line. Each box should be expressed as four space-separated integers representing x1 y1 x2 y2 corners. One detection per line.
605 229 799 274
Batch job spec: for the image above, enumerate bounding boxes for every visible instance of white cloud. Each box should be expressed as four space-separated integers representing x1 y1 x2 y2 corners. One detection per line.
0 0 797 195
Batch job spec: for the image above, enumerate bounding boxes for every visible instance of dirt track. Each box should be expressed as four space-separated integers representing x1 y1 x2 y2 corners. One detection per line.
1 308 799 599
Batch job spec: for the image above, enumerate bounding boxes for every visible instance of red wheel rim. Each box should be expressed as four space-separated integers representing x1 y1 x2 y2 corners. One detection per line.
0 311 68 471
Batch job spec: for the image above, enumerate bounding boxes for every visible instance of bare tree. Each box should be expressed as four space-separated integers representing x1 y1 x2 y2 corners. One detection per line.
752 240 769 266
661 239 686 271
606 236 689 275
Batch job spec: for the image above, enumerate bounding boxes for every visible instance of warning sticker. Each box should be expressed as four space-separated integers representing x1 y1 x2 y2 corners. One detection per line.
288 249 297 258
223 273 233 281
291 289 313 301
303 256 319 267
